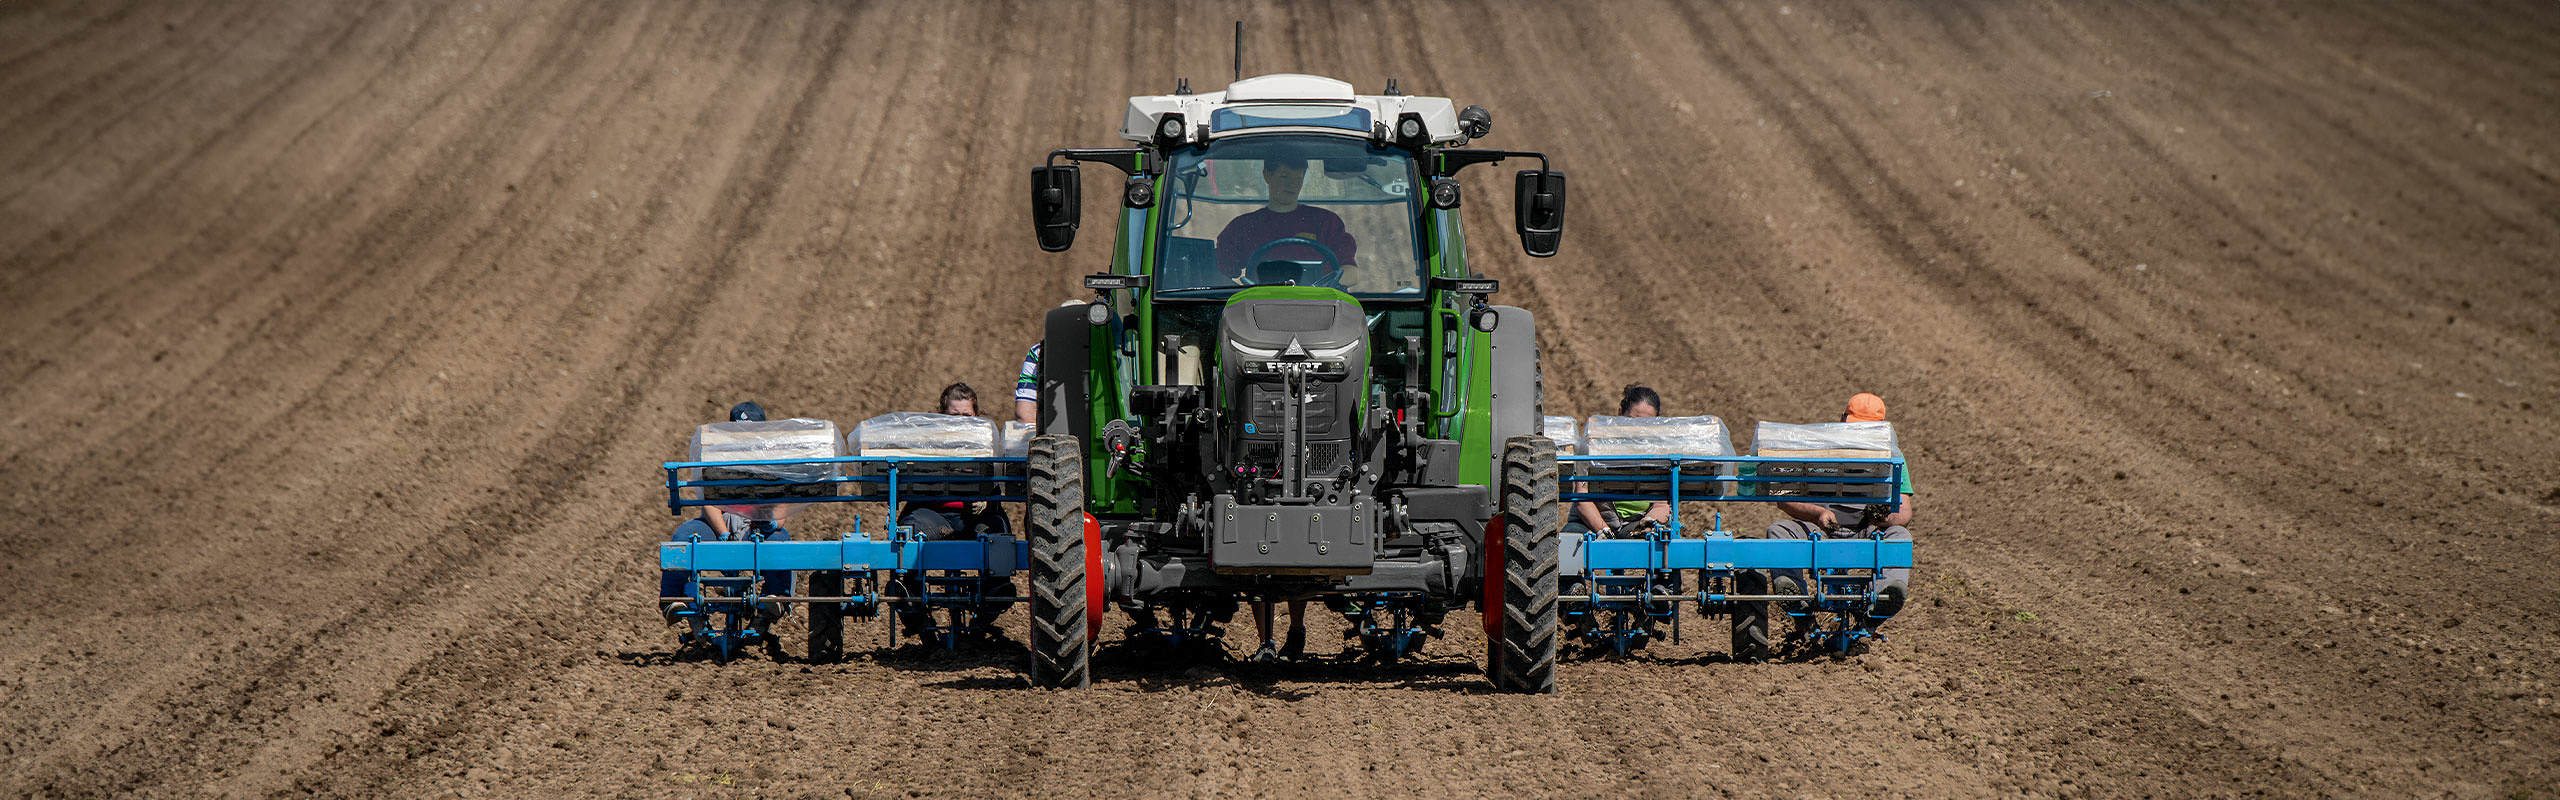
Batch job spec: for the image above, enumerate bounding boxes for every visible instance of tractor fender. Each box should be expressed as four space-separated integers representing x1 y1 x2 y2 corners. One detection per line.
1483 305 1541 486
1038 304 1096 439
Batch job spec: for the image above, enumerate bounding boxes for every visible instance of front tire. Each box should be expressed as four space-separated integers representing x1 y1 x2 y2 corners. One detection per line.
1493 436 1560 693
1026 435 1092 688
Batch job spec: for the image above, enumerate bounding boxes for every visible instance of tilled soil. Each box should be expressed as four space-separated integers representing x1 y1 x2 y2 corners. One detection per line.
3 1 2556 798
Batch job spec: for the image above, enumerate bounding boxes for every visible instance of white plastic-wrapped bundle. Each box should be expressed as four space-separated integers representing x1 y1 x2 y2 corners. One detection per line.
1750 420 1900 500
999 421 1034 458
1578 415 1736 497
852 413 1000 497
1583 415 1735 457
852 412 999 457
688 418 848 518
1542 415 1580 455
995 421 1035 482
1750 420 1900 458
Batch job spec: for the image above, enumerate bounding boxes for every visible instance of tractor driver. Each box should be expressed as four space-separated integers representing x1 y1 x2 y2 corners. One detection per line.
1214 154 1358 286
1764 392 1914 625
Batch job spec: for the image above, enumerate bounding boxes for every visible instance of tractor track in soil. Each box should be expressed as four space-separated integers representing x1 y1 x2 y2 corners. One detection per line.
2 1 2555 797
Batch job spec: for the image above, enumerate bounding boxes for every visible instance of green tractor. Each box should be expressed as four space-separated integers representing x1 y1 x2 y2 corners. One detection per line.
1024 73 1569 692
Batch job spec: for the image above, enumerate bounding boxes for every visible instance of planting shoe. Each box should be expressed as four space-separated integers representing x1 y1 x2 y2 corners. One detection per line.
1871 581 1908 619
1252 640 1280 664
1281 626 1307 661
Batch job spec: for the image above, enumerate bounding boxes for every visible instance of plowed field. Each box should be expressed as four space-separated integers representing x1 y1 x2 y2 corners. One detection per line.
4 1 2555 797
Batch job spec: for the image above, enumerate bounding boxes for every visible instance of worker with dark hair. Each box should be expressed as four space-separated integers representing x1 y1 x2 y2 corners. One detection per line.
887 384 1014 637
1571 384 1672 536
937 382 979 417
897 383 1006 540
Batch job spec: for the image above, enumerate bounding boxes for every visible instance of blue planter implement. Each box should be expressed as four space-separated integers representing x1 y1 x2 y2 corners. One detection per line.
657 454 1029 662
1559 453 1912 658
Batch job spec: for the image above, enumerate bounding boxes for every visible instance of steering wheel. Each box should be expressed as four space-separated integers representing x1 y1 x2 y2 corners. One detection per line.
1242 236 1343 287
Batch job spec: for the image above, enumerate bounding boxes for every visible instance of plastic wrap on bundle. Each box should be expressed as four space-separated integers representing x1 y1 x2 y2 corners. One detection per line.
995 421 1034 480
688 418 848 516
1578 415 1735 498
1582 415 1735 456
1749 421 1900 458
853 412 1000 497
1542 415 1580 455
851 412 999 457
1749 420 1900 501
999 421 1033 458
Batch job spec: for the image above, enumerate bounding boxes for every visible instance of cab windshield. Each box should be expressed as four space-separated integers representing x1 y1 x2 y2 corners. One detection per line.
1152 134 1425 298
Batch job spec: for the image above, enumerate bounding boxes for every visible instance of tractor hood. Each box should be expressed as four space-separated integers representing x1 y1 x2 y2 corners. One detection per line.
1219 297 1366 369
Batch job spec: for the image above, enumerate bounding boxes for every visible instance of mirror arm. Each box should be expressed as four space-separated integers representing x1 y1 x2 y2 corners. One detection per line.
1048 148 1148 176
1428 149 1547 178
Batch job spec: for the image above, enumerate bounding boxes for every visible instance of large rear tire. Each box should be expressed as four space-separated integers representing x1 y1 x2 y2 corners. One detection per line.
1493 436 1560 694
806 570 845 664
1026 435 1092 688
1730 570 1772 663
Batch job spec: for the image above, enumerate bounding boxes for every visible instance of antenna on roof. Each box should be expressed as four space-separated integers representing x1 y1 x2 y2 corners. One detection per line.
1384 78 1400 96
1175 77 1190 95
1232 21 1243 82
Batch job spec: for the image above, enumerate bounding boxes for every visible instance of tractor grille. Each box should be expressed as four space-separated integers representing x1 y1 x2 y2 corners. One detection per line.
1306 443 1343 475
1237 441 1348 477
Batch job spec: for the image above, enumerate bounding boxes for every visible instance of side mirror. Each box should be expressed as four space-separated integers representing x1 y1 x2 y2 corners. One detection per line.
1031 165 1082 252
1514 169 1566 257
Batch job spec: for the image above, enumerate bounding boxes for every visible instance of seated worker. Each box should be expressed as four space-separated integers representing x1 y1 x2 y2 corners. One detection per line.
897 382 1009 541
661 401 794 628
1764 392 1914 624
1570 385 1672 537
1214 154 1358 285
892 383 1010 636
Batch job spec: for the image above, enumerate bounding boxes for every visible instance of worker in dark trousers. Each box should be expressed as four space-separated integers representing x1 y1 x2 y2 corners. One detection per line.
1765 393 1914 628
661 401 794 630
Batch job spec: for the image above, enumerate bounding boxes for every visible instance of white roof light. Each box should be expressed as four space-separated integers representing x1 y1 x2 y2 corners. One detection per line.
1223 74 1356 103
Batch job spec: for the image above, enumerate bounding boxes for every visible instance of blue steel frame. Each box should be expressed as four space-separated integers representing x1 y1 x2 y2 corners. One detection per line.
656 455 1034 659
1558 454 1913 655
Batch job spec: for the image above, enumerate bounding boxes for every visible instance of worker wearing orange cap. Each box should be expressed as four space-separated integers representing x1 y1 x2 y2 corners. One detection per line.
1764 392 1914 634
1845 392 1889 423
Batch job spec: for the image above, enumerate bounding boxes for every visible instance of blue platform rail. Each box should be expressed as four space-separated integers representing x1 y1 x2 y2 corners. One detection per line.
662 454 1028 514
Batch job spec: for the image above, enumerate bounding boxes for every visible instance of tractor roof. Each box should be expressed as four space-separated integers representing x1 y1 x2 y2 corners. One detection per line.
1120 73 1469 147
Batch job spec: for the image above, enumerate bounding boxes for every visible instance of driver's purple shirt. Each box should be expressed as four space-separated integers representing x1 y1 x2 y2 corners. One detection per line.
1214 206 1357 278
